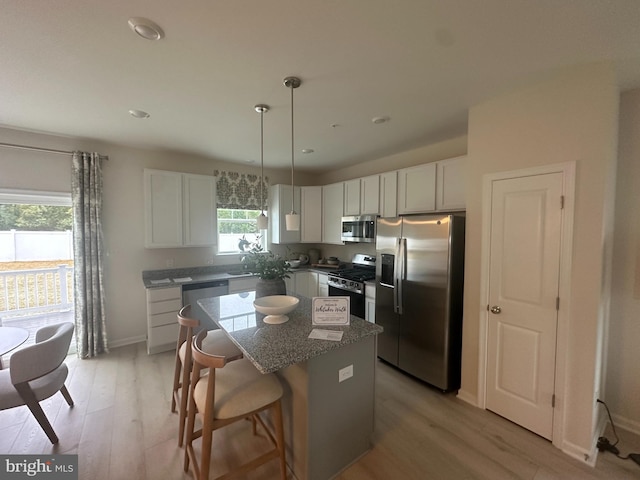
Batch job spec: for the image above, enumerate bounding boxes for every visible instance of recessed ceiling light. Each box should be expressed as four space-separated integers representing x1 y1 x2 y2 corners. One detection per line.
372 116 390 124
129 109 150 119
128 17 164 41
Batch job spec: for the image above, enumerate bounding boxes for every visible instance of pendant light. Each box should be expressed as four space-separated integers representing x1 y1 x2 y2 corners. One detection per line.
284 76 301 231
255 104 269 230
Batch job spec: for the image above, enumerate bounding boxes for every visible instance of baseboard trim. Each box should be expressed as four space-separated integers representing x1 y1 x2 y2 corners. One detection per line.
108 335 146 349
456 389 478 406
561 438 598 467
611 413 640 436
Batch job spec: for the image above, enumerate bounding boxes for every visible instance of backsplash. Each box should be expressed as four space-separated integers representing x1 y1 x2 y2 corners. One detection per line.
270 242 375 265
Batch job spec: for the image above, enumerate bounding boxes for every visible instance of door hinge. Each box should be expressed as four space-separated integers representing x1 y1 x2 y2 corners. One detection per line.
560 195 565 209
556 297 560 310
552 394 556 408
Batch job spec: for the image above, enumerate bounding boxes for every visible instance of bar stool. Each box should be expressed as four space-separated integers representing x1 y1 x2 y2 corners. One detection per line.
171 305 242 446
184 329 287 480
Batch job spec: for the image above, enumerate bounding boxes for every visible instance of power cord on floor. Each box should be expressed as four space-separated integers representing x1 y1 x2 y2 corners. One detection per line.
596 399 640 466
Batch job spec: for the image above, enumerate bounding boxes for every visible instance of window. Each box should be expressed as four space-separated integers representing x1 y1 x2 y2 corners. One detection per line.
217 208 266 254
214 169 268 255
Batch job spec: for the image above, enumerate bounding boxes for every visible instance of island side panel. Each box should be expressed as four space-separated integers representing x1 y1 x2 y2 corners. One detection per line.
308 336 376 480
276 362 310 480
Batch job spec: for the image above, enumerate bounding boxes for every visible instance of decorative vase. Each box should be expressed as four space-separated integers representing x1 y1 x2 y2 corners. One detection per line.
255 278 287 298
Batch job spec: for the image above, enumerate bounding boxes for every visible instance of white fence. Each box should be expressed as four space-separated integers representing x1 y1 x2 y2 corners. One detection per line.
0 230 73 262
0 265 74 319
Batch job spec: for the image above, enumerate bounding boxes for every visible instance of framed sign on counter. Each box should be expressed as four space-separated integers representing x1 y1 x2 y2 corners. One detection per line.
311 297 350 325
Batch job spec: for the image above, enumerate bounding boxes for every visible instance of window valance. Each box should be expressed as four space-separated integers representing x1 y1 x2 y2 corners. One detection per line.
214 170 268 210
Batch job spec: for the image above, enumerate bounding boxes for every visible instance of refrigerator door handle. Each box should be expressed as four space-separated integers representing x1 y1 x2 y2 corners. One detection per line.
396 237 406 314
393 238 401 313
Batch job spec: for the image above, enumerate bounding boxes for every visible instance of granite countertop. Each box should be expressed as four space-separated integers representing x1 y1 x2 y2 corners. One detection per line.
142 265 336 289
141 265 255 288
198 292 383 374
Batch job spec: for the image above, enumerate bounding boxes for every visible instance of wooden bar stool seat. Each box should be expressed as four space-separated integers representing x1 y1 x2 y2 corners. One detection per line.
171 304 242 446
184 329 287 480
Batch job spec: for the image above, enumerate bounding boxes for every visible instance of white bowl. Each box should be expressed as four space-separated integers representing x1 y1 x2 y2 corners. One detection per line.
253 295 300 324
286 260 301 268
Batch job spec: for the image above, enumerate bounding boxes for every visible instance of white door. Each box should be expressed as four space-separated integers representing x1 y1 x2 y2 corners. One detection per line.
485 172 563 440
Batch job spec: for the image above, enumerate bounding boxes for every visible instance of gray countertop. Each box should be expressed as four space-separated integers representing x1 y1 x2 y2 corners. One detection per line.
142 265 335 289
198 292 383 374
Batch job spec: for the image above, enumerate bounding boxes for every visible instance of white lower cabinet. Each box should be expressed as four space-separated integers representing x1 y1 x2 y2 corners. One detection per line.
146 286 182 354
294 271 319 298
365 283 376 323
318 272 328 296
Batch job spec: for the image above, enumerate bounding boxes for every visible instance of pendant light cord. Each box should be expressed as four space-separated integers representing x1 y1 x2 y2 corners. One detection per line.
290 82 295 212
260 109 265 215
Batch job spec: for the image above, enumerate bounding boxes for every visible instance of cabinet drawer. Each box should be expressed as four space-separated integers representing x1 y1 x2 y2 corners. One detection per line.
149 310 179 328
148 323 179 348
147 286 181 302
148 298 182 315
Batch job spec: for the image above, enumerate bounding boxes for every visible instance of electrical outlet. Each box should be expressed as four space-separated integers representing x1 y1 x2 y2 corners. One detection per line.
338 364 353 383
166 258 174 267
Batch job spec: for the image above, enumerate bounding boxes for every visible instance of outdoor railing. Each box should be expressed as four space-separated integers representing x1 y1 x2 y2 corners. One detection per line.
0 265 74 319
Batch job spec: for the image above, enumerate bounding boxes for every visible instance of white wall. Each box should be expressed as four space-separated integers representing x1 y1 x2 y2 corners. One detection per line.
463 63 619 458
1 65 637 452
0 127 311 347
608 88 640 433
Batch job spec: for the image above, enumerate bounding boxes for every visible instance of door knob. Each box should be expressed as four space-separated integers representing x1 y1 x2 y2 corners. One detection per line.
490 305 502 314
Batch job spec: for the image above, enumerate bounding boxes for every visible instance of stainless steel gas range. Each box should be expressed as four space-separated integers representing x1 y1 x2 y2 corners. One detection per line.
327 253 376 320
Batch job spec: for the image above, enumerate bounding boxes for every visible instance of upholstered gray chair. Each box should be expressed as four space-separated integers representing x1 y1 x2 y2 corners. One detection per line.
0 322 74 444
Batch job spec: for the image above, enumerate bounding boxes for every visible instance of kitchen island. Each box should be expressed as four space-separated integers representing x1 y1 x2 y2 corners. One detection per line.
198 292 383 480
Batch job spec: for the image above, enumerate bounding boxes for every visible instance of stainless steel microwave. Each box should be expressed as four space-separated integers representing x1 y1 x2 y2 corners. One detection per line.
341 215 377 243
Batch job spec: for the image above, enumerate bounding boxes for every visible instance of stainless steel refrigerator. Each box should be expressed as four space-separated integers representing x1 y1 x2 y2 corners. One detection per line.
375 214 465 391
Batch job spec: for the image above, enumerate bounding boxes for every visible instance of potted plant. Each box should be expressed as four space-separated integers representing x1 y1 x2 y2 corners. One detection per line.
241 244 292 298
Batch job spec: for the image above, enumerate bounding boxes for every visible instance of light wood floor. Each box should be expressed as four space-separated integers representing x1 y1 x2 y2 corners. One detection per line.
1 341 638 479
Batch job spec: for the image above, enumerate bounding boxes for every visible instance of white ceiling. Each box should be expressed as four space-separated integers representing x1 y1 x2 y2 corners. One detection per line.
2 1 640 172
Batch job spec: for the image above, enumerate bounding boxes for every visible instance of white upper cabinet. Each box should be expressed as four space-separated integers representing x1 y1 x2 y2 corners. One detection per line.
270 184 301 244
183 173 217 246
144 169 216 248
343 179 361 215
360 174 380 215
435 155 466 211
397 163 437 214
344 176 380 215
380 171 397 218
322 182 344 244
145 169 183 247
301 186 323 243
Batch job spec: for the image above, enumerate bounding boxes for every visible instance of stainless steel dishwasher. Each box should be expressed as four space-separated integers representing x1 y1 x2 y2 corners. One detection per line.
181 280 229 330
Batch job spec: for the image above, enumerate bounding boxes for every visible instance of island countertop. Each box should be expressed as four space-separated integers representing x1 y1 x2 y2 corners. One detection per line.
198 292 383 374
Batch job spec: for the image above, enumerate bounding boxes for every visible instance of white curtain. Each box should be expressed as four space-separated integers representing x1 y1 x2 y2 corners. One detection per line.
71 152 108 358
